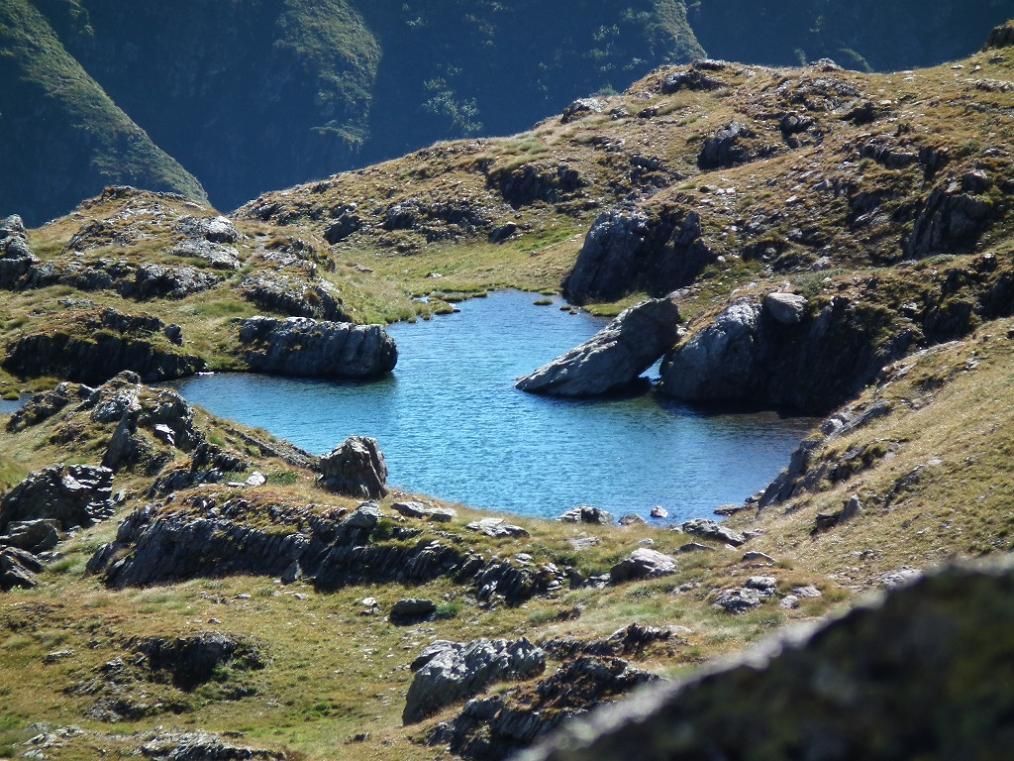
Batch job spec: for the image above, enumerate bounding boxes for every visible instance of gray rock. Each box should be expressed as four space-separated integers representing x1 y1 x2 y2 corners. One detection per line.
129 264 221 300
677 542 713 554
905 181 995 257
238 316 397 379
561 97 607 123
390 598 437 624
318 438 388 498
0 519 60 553
712 586 766 613
392 501 456 522
609 548 677 583
618 514 646 526
763 292 807 325
0 547 42 590
742 551 776 564
403 638 545 723
563 207 711 305
341 501 383 530
517 297 681 397
0 465 113 533
0 214 39 289
240 274 350 321
176 215 239 244
137 632 260 690
171 239 241 270
698 121 761 169
680 518 747 547
466 518 530 539
558 506 614 525
140 730 282 761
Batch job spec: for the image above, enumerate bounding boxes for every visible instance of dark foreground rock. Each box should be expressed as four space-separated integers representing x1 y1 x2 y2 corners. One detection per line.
0 214 39 289
403 638 546 724
520 559 1014 761
431 656 659 761
238 316 397 379
0 519 60 553
317 436 388 498
517 297 680 397
0 464 113 532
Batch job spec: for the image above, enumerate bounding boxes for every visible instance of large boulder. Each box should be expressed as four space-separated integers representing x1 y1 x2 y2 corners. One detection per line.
238 316 397 379
904 180 995 258
563 208 713 305
680 518 747 547
517 297 681 397
697 121 771 169
317 437 388 498
0 464 113 533
403 638 546 724
609 549 677 583
139 730 283 761
240 275 350 321
0 519 60 553
521 560 1014 761
137 632 261 690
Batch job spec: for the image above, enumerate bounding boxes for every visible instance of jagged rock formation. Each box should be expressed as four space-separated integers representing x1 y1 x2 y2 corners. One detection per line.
522 560 1014 761
139 731 284 761
2 309 204 385
517 297 681 397
0 215 39 289
563 208 713 304
403 638 546 724
317 436 388 498
680 518 747 547
86 493 569 606
0 546 43 590
239 275 350 322
237 317 397 379
0 464 113 532
0 519 60 553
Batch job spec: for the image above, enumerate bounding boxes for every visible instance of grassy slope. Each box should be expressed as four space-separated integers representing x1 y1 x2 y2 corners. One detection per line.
0 0 207 225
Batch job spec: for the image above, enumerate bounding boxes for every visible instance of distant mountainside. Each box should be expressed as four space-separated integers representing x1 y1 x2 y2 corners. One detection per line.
2 0 1010 224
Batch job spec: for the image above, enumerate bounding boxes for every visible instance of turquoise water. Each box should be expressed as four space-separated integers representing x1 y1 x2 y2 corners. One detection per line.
171 291 814 522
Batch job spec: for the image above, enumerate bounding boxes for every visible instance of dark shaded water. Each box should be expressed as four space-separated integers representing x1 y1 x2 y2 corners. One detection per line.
172 291 813 521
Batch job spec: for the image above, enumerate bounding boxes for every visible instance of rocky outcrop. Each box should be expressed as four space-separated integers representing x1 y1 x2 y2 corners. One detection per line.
431 656 659 761
487 162 585 208
87 495 565 605
317 436 388 498
563 207 713 304
0 464 113 533
0 214 39 289
403 638 546 724
609 549 677 583
237 316 397 379
904 178 996 258
697 121 767 169
390 598 437 624
2 309 204 385
517 297 681 397
522 560 1014 761
658 295 914 414
127 264 221 300
240 275 350 322
984 20 1014 50
175 215 238 245
5 382 91 432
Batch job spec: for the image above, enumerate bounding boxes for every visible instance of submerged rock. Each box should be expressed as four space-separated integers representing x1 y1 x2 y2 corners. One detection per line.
517 297 681 397
317 437 388 499
403 638 545 724
0 465 113 533
522 560 1014 761
238 316 397 379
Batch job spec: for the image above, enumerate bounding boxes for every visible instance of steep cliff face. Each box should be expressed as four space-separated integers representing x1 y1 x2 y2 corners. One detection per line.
38 0 381 212
0 0 207 225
